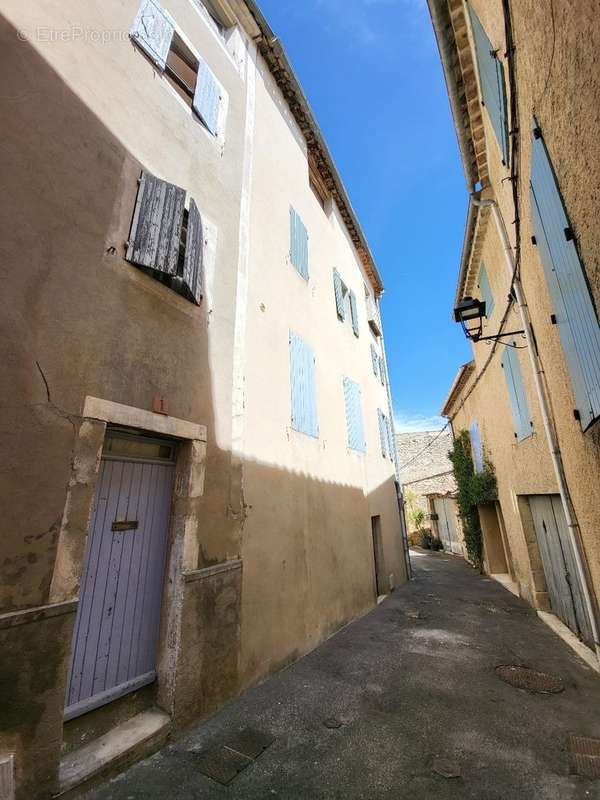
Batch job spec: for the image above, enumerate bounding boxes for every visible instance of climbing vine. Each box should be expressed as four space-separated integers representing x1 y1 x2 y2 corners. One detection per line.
448 430 498 570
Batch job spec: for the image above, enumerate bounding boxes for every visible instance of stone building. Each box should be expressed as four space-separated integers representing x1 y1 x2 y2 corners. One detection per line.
429 0 600 665
0 1 408 795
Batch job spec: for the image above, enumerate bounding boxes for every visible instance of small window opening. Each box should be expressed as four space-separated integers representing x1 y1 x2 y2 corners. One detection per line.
308 156 330 210
165 33 199 107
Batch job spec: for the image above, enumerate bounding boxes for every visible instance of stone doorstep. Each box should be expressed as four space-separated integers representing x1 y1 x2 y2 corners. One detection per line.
57 709 171 797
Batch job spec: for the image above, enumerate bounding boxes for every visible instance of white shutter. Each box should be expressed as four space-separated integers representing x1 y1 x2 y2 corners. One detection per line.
130 0 174 71
193 56 221 136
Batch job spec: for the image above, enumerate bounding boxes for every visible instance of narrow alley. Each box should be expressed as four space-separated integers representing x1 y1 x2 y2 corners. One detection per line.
86 552 600 800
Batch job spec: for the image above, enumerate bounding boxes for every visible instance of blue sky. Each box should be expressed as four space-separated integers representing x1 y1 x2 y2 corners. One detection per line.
259 0 472 431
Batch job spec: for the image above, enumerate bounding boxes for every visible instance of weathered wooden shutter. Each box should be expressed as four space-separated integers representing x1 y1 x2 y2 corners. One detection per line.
468 4 509 164
333 269 345 321
501 343 532 440
370 344 379 376
349 290 359 337
377 409 388 457
469 421 483 473
290 207 309 280
530 124 600 430
343 377 366 452
127 171 185 274
289 331 318 437
193 56 221 136
182 199 203 304
130 0 174 70
379 356 385 386
477 263 494 319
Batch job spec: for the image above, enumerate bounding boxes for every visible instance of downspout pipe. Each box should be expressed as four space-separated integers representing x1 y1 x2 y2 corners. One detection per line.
472 194 600 662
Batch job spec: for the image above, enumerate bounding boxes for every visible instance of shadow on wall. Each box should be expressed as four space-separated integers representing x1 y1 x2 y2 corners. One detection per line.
0 20 406 800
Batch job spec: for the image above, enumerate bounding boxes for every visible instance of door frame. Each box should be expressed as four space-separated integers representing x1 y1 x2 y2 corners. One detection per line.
50 396 207 720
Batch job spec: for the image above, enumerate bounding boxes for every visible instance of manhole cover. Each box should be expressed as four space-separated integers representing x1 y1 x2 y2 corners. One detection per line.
495 665 564 694
223 728 275 760
195 746 252 785
567 734 600 778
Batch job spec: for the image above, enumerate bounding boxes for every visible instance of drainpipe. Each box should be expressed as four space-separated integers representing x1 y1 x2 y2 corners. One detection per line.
472 195 600 662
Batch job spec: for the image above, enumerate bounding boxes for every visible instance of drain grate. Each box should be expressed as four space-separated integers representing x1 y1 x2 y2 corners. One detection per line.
567 734 600 778
195 746 252 785
223 728 275 760
495 665 564 694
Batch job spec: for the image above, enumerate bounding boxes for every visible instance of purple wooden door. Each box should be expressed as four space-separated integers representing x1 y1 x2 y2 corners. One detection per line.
65 436 175 720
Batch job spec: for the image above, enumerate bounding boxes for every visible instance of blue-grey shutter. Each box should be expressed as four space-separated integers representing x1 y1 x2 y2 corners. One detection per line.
333 269 345 320
386 417 396 467
182 199 203 304
370 344 379 376
377 409 387 457
193 57 221 136
501 344 532 440
530 125 600 429
468 5 509 164
289 331 318 437
469 421 484 473
343 377 366 452
349 290 359 337
126 171 185 274
477 263 494 319
379 355 385 386
290 207 309 280
130 0 174 70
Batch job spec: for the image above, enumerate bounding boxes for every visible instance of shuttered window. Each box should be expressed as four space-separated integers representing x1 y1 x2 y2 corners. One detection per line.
290 207 309 280
501 343 533 440
127 170 203 304
468 4 509 164
333 269 346 321
131 0 222 137
530 124 600 430
387 417 396 467
377 409 388 457
349 290 359 337
289 332 318 438
477 263 494 319
469 421 484 473
343 377 366 452
370 344 379 377
379 356 385 386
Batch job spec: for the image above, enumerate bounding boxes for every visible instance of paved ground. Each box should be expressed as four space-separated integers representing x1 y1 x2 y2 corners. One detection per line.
87 550 600 799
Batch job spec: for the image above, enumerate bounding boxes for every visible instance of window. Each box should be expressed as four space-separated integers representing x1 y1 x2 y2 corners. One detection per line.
370 344 379 378
377 409 395 461
126 170 204 304
289 207 309 280
130 0 223 136
477 263 494 319
469 421 484 472
308 155 330 210
343 377 366 452
530 123 600 430
379 355 385 386
289 332 318 437
365 286 381 336
332 270 358 336
501 343 533 441
468 5 509 164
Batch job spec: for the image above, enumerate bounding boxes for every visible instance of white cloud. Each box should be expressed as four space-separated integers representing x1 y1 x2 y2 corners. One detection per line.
393 410 447 433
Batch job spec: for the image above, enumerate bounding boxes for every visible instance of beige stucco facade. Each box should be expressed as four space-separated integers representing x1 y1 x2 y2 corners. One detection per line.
0 1 408 796
430 0 600 654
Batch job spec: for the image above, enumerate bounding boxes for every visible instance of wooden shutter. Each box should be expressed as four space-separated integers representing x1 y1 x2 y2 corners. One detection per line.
530 124 600 430
469 421 484 473
182 199 203 304
349 290 359 337
370 344 379 376
290 207 309 280
127 171 185 274
289 332 318 437
386 417 396 467
343 377 366 452
501 343 532 440
379 356 385 386
333 269 345 321
377 409 388 457
130 0 174 70
477 263 494 319
193 56 221 136
468 5 509 164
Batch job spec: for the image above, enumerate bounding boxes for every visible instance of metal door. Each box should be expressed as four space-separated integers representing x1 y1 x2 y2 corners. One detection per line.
529 495 594 647
443 498 462 555
434 497 461 555
433 497 451 551
65 432 176 720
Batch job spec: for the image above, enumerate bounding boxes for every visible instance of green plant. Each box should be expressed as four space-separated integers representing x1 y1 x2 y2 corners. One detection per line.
448 430 498 570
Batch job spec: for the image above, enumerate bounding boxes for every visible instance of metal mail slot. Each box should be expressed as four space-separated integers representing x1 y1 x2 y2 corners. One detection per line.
111 520 139 532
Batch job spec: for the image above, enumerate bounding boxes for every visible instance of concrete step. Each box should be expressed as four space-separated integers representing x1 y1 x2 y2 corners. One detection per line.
57 708 170 797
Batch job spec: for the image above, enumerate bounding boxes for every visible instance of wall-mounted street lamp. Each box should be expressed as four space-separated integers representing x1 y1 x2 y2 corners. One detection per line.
454 296 524 343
